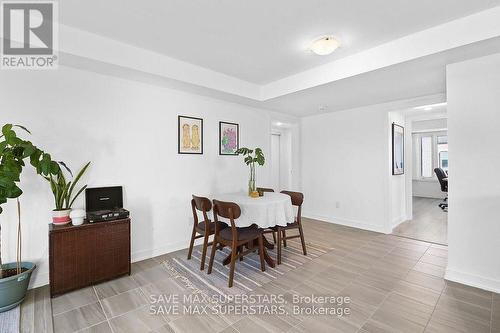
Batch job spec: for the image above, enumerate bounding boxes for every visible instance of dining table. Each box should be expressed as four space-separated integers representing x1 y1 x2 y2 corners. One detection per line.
212 191 294 268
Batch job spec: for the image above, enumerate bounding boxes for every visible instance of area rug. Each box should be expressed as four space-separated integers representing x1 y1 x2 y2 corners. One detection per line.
0 306 20 333
162 239 331 297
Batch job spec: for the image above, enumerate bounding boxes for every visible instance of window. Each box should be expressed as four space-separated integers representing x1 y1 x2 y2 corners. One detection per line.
437 135 448 172
421 136 433 178
413 132 448 180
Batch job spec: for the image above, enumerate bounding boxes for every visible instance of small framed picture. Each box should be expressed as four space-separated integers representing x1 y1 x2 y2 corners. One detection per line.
219 121 239 155
392 123 404 175
178 116 203 154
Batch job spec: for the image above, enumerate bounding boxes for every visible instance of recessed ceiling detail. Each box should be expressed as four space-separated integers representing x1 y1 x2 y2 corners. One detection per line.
59 0 500 84
54 2 500 116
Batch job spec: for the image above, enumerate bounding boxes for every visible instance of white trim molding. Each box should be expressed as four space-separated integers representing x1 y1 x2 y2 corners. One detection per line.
445 267 500 294
302 211 389 234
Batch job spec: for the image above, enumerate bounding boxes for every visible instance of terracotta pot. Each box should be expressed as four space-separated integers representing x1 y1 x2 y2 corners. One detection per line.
52 209 71 225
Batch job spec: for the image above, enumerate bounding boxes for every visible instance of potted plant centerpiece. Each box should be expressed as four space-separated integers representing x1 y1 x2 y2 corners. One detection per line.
46 161 90 225
236 147 265 197
0 124 60 312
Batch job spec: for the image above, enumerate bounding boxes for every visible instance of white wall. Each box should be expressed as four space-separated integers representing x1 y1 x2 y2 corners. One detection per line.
301 107 391 233
388 111 407 228
412 180 445 199
446 52 500 293
0 66 297 288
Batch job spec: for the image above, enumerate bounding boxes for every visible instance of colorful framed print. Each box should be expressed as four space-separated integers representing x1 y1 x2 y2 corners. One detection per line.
219 121 239 155
392 123 404 175
178 116 203 154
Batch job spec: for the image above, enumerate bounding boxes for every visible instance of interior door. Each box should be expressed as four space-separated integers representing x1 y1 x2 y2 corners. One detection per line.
271 133 281 191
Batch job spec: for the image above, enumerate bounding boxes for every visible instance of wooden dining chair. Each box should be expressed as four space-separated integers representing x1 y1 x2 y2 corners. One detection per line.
208 200 265 287
257 187 278 243
188 195 226 270
276 191 307 265
257 187 274 195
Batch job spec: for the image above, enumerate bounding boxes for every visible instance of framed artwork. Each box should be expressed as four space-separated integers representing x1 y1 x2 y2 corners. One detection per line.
392 123 404 175
219 121 239 155
178 116 203 154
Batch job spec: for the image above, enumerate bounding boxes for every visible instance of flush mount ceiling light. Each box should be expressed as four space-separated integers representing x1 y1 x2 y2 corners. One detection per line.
310 36 340 55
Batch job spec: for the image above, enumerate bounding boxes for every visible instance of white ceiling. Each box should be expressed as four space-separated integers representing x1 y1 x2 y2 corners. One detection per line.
260 36 500 116
61 36 500 117
60 0 500 84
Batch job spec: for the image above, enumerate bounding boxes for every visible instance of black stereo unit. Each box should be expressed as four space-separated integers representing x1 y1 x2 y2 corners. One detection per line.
85 186 129 223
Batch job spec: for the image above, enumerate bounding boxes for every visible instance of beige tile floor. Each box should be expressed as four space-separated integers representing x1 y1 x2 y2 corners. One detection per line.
24 218 499 333
392 197 448 245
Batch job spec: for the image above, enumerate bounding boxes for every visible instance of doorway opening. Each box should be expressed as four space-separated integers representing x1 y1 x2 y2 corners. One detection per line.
271 133 281 191
269 123 293 192
392 105 448 245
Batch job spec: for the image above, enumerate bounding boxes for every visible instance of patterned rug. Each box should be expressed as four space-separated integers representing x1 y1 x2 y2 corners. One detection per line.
161 239 331 297
0 306 20 333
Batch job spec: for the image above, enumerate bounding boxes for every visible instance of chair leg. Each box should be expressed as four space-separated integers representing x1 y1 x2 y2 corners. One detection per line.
272 231 276 244
207 238 218 274
277 228 282 265
298 225 307 256
228 244 237 288
187 226 196 260
258 235 266 272
282 230 287 247
238 246 244 261
200 231 210 270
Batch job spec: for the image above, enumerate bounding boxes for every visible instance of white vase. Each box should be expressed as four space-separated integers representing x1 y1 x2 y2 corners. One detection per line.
70 209 86 226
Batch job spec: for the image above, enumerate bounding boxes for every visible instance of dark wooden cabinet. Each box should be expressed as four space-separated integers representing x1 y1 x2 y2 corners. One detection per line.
49 218 131 297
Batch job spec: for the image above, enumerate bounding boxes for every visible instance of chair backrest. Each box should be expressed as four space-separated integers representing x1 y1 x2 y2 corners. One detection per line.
212 200 241 241
280 190 304 223
434 168 448 192
212 200 241 220
257 187 274 193
191 195 212 226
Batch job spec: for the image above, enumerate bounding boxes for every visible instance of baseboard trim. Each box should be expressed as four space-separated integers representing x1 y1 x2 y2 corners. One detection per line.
131 238 196 263
391 215 408 230
29 271 49 289
302 211 388 234
445 267 500 294
28 238 198 290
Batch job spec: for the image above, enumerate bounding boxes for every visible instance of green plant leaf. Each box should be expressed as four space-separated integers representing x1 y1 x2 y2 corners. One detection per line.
0 177 15 189
50 161 60 174
67 162 90 204
13 124 31 134
69 185 87 208
1 124 13 137
58 161 72 176
0 123 62 215
6 185 22 198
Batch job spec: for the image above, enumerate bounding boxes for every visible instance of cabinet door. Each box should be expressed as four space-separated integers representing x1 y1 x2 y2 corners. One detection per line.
93 221 130 282
51 227 95 294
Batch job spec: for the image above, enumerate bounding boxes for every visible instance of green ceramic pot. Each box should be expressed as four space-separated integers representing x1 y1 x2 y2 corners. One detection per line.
0 262 35 313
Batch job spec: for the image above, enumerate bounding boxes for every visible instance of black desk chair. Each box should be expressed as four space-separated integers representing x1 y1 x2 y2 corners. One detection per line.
434 168 448 211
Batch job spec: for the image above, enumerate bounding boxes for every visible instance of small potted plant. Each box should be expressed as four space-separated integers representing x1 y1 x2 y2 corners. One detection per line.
46 161 91 225
0 124 59 312
236 147 265 197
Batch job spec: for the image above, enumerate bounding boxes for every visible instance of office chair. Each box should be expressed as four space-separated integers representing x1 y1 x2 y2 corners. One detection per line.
434 168 448 211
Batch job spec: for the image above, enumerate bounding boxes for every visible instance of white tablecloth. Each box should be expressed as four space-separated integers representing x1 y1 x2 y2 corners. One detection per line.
212 192 294 228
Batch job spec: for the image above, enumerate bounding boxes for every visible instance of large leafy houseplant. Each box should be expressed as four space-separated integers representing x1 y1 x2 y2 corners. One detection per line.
236 147 265 196
0 124 59 283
